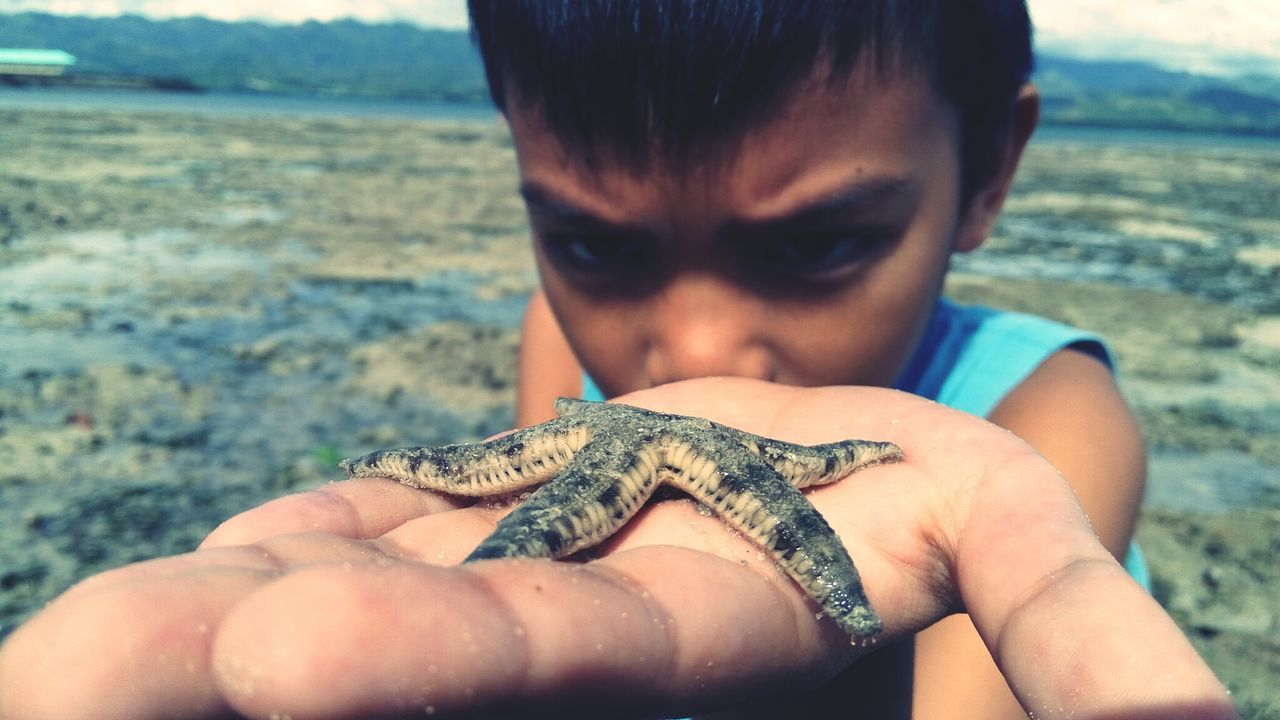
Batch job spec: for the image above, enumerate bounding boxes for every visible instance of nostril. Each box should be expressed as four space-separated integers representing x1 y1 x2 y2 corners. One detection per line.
645 344 776 387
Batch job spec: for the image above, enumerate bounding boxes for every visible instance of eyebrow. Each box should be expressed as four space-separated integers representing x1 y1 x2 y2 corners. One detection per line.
519 182 650 236
519 174 916 236
740 175 917 231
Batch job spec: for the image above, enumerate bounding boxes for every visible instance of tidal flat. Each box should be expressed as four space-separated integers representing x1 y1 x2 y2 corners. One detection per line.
0 105 1277 713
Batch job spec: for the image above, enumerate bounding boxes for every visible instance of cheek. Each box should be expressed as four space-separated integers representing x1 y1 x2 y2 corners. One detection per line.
544 284 650 391
851 222 955 377
771 308 912 387
774 267 944 388
569 306 638 360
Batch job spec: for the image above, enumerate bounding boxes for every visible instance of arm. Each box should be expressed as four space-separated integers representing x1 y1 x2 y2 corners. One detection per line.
0 380 1228 720
913 348 1148 720
515 287 584 427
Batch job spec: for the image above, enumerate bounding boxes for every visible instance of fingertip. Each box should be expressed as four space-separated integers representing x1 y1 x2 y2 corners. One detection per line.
211 563 528 718
996 558 1237 719
1 569 259 719
200 487 356 549
211 566 381 715
200 478 465 549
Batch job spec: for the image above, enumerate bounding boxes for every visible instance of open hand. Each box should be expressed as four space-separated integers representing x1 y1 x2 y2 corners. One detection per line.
0 378 1235 719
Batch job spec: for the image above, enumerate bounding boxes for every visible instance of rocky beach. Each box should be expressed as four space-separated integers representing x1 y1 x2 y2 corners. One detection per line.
0 97 1277 715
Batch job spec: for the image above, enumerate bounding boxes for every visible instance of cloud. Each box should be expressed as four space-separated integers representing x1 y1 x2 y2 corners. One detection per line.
3 0 1277 77
0 0 470 27
1028 0 1280 76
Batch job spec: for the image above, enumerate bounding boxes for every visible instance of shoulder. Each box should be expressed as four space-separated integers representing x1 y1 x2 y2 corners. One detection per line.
914 300 1111 418
516 289 584 427
991 346 1131 437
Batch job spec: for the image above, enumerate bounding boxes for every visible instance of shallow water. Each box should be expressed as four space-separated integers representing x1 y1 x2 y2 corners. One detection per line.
955 136 1280 312
0 227 525 377
1147 450 1280 513
0 86 498 121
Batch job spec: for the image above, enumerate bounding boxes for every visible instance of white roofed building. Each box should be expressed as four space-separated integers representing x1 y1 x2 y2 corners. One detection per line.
0 49 77 76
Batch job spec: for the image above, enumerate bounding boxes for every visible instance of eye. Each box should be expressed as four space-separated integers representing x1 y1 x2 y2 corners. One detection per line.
542 233 643 271
537 232 663 296
747 232 888 279
780 236 858 267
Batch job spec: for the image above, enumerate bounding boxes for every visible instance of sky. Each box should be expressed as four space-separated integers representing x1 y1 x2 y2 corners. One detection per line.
1 0 1277 78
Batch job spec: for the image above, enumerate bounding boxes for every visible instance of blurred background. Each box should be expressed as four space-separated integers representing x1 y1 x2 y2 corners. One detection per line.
0 1 1276 714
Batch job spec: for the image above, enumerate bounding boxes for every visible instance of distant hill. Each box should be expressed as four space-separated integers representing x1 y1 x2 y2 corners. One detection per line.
0 12 487 101
1034 55 1280 135
2 11 1278 135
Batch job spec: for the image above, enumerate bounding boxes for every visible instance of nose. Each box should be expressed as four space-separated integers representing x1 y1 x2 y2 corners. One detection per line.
643 276 775 386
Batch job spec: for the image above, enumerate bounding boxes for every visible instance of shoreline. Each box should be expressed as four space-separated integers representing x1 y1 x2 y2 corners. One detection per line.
0 86 501 122
5 85 1279 145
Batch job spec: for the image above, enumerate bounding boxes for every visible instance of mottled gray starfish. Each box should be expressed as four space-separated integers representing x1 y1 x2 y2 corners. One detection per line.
339 398 903 638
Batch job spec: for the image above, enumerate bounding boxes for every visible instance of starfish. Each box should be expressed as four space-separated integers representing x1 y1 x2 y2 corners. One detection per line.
339 398 903 638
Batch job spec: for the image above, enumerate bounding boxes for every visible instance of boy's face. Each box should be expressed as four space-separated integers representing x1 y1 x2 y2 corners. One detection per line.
508 67 989 397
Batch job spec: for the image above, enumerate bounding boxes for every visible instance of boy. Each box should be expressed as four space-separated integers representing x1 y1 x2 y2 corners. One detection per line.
476 1 1145 717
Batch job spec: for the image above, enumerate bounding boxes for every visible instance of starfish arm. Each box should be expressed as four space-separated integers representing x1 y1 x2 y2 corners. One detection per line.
552 396 598 416
337 416 589 497
465 437 664 561
738 435 904 489
664 436 882 638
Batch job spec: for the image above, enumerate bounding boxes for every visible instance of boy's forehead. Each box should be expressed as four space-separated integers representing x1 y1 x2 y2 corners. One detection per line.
504 65 957 217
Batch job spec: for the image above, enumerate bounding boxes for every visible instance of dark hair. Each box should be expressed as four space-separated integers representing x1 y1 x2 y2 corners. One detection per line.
468 0 1033 197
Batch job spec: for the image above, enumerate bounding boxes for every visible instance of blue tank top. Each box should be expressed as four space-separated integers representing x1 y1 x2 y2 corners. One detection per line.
890 298 1111 412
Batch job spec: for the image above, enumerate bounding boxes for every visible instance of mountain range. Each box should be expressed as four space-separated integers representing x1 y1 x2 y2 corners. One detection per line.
2 11 1277 135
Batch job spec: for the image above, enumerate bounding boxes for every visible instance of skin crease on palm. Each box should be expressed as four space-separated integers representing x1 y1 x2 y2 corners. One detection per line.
0 380 1237 720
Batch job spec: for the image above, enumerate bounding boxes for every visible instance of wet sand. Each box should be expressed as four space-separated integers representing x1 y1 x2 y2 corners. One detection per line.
0 106 1277 714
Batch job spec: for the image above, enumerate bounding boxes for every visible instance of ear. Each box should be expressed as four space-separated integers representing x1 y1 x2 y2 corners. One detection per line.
954 83 1040 253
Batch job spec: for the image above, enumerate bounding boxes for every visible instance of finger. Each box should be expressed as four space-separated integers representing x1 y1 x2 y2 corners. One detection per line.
201 477 468 548
1 531 465 720
72 524 429 601
63 544 282 600
0 564 273 720
379 501 515 566
211 548 850 719
998 559 1237 719
954 453 1236 719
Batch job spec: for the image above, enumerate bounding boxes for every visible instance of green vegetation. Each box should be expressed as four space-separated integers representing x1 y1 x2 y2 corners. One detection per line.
1035 56 1280 136
310 443 346 468
0 12 487 101
2 11 1279 135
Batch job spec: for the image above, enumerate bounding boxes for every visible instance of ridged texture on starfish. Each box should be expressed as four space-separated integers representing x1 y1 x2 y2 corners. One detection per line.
340 399 902 638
